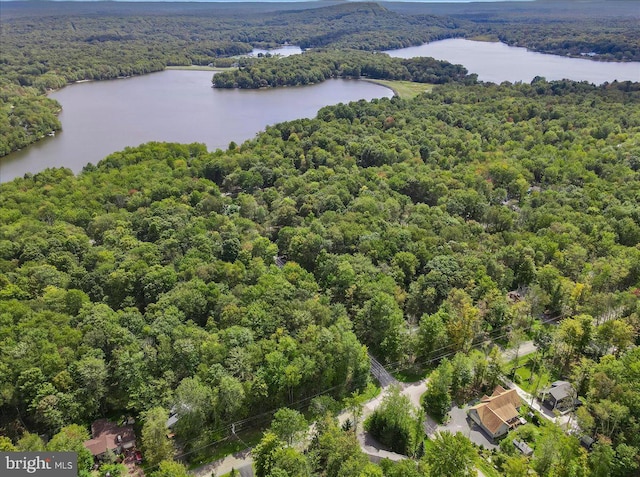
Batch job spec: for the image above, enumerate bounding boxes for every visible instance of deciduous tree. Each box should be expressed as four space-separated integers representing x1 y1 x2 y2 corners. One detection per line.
141 407 175 467
423 432 476 477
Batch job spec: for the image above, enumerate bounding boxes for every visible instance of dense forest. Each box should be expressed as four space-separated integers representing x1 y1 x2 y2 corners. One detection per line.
1 1 638 155
1 78 639 475
0 84 62 157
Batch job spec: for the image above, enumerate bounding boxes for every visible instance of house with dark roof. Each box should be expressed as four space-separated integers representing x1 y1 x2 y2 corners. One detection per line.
468 386 523 440
539 381 577 414
83 419 136 459
580 435 595 451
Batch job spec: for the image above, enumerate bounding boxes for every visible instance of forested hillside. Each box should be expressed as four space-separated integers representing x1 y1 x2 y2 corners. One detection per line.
384 0 640 62
1 79 639 475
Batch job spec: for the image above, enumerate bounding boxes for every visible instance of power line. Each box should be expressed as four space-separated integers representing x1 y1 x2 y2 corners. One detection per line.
384 302 625 375
142 382 350 474
379 313 533 372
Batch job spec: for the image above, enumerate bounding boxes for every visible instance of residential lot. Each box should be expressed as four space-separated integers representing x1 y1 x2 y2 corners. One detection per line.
429 406 498 450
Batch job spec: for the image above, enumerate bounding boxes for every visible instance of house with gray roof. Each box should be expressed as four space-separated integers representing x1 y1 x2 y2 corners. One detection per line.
539 381 577 414
513 438 533 456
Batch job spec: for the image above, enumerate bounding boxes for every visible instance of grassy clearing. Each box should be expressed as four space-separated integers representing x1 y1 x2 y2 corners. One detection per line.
393 366 431 383
467 35 501 43
363 79 434 99
191 384 380 471
422 437 435 454
476 457 502 477
219 468 254 477
359 382 382 400
508 354 551 394
165 65 237 72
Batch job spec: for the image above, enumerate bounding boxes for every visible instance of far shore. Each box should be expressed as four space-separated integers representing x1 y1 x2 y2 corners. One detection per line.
466 35 501 43
165 65 237 72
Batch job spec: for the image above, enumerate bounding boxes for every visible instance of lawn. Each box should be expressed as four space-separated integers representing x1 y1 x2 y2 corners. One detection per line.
359 382 382 401
476 457 502 477
467 35 500 43
422 437 436 454
509 354 551 395
393 366 431 383
362 79 434 99
219 469 253 477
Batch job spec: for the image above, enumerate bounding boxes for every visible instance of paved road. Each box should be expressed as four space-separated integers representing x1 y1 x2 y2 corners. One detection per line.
502 340 537 362
369 353 399 388
191 447 253 477
502 306 624 363
403 380 428 408
192 356 407 476
194 332 603 477
435 406 497 450
335 358 429 463
336 384 409 462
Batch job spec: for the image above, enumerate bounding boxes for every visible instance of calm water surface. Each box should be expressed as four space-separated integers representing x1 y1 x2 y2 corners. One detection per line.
249 46 302 57
0 71 391 182
386 39 640 84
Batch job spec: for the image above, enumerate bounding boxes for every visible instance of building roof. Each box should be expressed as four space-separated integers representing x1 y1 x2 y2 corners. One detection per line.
545 381 574 401
166 414 179 429
83 419 136 456
513 438 534 456
470 386 522 435
580 435 595 450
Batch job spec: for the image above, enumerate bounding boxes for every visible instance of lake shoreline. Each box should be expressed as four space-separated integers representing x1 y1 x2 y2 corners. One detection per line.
361 79 399 97
0 74 393 183
462 35 634 63
16 36 638 158
386 38 640 85
165 65 237 72
7 38 640 176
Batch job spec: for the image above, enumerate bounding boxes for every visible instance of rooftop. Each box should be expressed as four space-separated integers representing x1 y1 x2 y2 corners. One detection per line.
544 380 574 401
470 386 522 435
83 419 136 456
513 438 533 456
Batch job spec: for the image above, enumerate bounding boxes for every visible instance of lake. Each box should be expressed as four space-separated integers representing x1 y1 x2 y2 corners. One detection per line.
3 38 639 182
249 46 303 57
0 72 392 183
386 39 640 84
